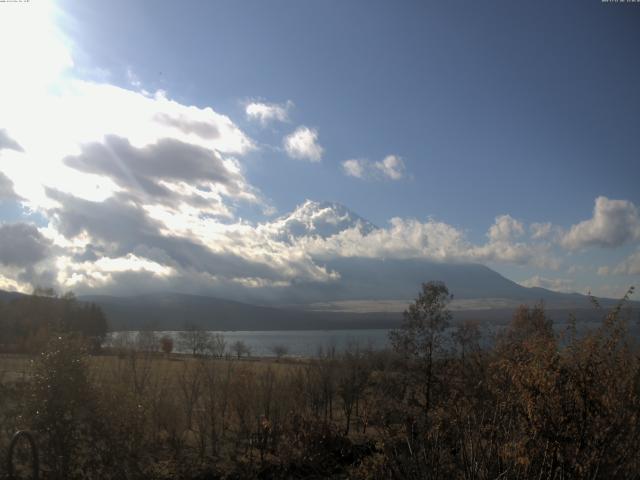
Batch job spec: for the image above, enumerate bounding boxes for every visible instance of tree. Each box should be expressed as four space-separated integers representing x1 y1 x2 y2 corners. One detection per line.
495 302 554 361
270 344 289 361
160 335 174 355
206 333 226 358
452 319 482 374
389 281 452 417
231 340 250 359
179 322 212 356
136 330 159 352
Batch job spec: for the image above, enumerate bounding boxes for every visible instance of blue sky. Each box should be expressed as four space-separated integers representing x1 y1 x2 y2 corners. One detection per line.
0 0 638 300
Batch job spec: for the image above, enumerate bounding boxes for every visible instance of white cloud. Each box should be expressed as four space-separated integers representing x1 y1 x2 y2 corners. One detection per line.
599 250 640 276
57 253 175 289
341 154 406 181
561 196 640 250
298 216 468 261
530 222 562 241
375 155 405 180
283 206 556 268
341 159 366 178
283 126 323 162
488 215 524 243
245 100 292 125
519 275 575 293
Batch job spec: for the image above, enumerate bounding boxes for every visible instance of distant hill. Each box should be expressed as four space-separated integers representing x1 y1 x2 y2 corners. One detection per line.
77 292 402 331
76 291 628 331
0 289 25 303
0 259 635 331
236 257 601 308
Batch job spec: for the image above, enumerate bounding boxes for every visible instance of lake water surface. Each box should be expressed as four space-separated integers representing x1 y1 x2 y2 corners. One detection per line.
108 319 640 358
110 329 392 357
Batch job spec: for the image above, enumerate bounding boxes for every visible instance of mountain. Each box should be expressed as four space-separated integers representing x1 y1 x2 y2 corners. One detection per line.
69 250 640 330
77 292 400 331
229 257 594 309
0 277 633 331
77 288 629 332
0 289 25 303
266 200 377 242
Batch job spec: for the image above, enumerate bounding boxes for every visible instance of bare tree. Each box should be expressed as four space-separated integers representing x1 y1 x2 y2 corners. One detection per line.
232 340 250 359
270 344 289 361
179 322 212 356
206 333 226 358
177 361 203 432
136 330 159 353
110 331 134 355
160 335 174 355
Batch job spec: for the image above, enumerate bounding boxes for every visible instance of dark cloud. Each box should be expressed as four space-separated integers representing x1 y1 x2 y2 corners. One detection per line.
46 189 300 282
73 243 105 263
0 222 51 267
0 129 23 152
63 135 246 205
17 266 58 290
154 113 220 139
0 173 20 201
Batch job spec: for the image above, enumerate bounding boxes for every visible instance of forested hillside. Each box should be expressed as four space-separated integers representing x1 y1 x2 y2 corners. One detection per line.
0 289 108 353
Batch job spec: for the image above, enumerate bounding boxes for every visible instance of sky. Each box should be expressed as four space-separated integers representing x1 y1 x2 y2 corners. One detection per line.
0 0 639 301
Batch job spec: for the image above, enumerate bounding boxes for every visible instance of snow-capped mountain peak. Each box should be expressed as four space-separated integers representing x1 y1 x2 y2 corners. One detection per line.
266 200 377 242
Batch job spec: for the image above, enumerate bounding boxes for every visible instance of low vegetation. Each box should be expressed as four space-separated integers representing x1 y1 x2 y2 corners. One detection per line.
0 282 638 479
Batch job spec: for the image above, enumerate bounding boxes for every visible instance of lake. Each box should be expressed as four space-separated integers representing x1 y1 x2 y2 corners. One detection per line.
107 318 640 358
108 329 393 357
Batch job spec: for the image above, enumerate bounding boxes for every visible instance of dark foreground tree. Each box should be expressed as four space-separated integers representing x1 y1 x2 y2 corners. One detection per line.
389 281 451 417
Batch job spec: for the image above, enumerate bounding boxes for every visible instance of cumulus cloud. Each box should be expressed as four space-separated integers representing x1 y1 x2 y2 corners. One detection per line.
283 126 323 162
561 196 640 250
530 222 559 240
272 204 556 268
472 219 557 269
341 155 406 181
342 159 366 178
375 155 405 180
0 222 51 268
299 216 469 261
42 189 338 292
245 100 292 125
519 275 575 293
154 112 220 139
599 250 640 276
62 135 257 214
488 215 524 243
